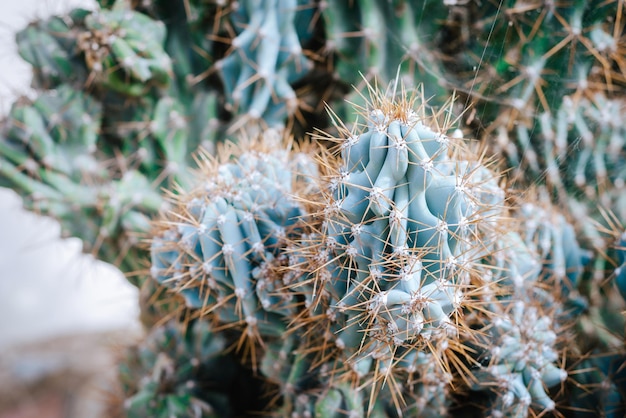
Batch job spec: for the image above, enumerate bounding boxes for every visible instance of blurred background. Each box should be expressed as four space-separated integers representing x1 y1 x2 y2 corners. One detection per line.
0 1 141 416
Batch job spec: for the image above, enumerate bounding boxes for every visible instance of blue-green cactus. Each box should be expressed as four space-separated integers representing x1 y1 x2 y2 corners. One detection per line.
18 2 173 96
517 198 588 299
463 197 591 417
441 1 621 122
150 133 319 341
567 353 626 418
260 332 450 417
78 6 173 96
5 1 626 416
319 0 450 120
0 85 164 273
508 94 626 221
298 86 525 389
215 0 314 130
3 2 223 277
15 8 91 89
470 301 568 417
1 85 101 178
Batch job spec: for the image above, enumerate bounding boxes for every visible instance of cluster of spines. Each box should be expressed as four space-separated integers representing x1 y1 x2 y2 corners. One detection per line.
470 300 568 417
77 6 173 95
506 93 626 224
1 1 228 275
258 332 452 417
0 85 168 274
441 1 624 119
515 195 588 300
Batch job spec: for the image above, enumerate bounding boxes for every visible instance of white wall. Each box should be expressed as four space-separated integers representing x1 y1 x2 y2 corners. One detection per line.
0 0 140 350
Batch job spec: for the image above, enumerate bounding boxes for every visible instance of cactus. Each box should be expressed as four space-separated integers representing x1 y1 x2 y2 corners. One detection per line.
305 86 502 358
4 1 626 417
15 8 90 89
0 85 164 274
470 301 568 416
566 353 626 418
78 7 173 96
441 1 623 123
1 1 224 277
260 333 450 417
150 131 319 350
214 0 314 130
515 195 589 302
117 319 265 417
319 0 450 122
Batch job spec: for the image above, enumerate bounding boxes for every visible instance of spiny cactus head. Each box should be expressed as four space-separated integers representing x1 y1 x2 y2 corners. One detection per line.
214 0 314 132
296 80 519 395
150 129 319 358
15 8 91 89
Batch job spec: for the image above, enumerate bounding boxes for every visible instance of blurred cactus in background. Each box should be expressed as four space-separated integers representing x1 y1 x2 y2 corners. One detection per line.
2 0 626 417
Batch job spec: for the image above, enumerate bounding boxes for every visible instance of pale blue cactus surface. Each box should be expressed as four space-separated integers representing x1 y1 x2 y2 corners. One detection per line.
471 301 568 417
216 0 314 128
312 99 502 350
150 134 318 339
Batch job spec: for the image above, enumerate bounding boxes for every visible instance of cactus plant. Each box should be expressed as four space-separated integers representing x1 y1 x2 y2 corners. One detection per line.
300 84 506 369
150 131 319 350
116 319 265 417
4 1 626 417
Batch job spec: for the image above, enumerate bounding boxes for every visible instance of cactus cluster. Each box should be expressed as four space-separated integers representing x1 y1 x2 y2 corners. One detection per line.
144 85 580 417
3 1 626 417
215 0 314 129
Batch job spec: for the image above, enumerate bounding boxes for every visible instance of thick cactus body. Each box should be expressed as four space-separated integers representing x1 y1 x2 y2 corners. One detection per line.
215 0 314 129
79 7 173 95
5 1 626 417
507 94 626 223
150 133 318 341
260 333 449 417
0 85 165 274
517 198 588 297
2 2 224 276
297 86 535 394
566 353 626 418
442 1 621 119
463 196 592 417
